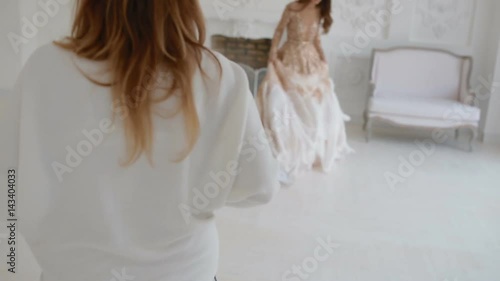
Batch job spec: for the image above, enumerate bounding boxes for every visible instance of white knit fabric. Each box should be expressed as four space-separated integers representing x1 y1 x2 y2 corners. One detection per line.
15 44 280 281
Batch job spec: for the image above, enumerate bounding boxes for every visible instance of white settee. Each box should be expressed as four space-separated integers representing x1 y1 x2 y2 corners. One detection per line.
364 47 481 151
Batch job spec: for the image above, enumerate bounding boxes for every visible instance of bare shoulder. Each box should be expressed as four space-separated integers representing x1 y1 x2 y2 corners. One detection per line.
287 1 303 11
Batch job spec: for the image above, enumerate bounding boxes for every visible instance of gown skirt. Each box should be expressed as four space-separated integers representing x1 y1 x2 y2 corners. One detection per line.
257 40 353 182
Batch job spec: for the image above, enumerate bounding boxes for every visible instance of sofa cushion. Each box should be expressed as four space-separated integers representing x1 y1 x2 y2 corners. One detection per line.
369 97 480 122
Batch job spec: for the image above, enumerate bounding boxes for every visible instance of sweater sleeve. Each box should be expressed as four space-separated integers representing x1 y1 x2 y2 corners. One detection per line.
224 64 280 208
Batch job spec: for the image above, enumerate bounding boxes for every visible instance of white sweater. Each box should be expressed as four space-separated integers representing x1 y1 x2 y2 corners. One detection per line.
15 44 279 281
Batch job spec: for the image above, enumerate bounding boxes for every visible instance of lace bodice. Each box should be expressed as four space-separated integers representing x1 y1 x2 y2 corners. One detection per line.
269 4 325 61
287 9 320 42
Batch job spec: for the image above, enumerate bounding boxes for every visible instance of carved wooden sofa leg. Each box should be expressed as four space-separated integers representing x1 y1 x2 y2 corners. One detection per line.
365 118 372 143
468 127 478 152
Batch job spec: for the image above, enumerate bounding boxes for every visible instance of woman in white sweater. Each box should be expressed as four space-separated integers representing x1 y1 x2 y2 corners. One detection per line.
15 0 279 280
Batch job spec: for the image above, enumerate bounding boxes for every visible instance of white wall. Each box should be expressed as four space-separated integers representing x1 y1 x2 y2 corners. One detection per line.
0 2 20 220
0 1 22 90
202 0 500 139
483 1 500 142
483 39 500 142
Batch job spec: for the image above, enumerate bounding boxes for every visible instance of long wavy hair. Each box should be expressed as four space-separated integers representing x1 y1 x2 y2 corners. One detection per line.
56 0 219 165
297 0 333 34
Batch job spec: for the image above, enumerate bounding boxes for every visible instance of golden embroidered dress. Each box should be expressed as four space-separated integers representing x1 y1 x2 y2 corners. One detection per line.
257 4 352 182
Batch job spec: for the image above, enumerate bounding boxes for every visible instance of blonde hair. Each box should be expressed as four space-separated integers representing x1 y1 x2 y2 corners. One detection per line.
56 0 220 164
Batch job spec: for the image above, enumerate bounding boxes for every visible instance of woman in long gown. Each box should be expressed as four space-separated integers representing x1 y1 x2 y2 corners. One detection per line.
257 0 353 184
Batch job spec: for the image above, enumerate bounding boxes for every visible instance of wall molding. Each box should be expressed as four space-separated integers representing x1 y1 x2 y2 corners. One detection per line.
410 0 476 46
334 0 392 38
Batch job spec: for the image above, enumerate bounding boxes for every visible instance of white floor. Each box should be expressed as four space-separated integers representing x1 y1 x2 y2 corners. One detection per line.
1 125 499 281
216 126 500 281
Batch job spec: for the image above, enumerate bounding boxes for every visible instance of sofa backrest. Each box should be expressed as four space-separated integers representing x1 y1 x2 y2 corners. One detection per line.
371 48 472 101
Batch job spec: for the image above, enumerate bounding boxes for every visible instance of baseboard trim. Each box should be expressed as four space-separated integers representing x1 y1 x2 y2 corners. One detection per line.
360 122 486 142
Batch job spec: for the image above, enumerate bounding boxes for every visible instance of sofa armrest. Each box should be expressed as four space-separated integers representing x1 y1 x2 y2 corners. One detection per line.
464 89 478 107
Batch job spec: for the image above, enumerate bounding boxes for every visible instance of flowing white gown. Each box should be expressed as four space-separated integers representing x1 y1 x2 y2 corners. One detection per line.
257 4 353 183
